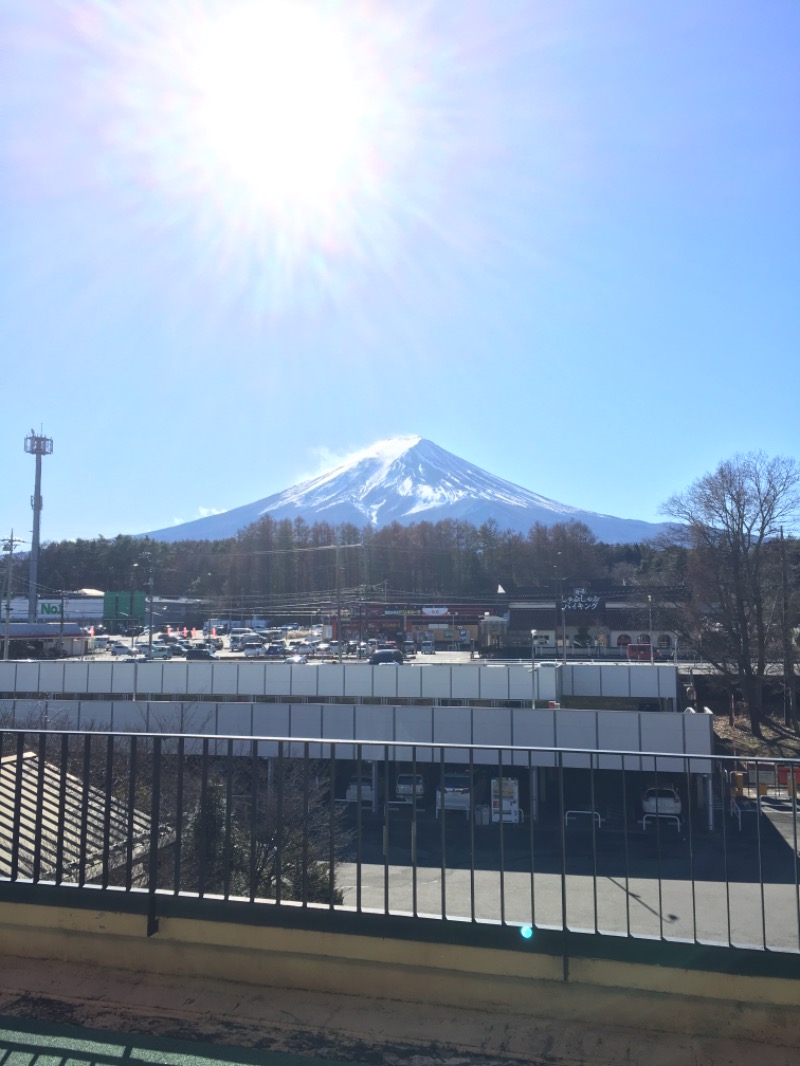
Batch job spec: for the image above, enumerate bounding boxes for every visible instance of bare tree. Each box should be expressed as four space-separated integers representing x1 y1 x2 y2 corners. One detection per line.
663 453 800 735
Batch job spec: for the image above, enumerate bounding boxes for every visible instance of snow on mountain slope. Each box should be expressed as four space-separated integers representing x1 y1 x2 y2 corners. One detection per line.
140 437 670 543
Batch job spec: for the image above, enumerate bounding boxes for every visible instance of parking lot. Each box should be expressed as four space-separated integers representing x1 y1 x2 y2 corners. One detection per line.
91 631 474 664
334 777 800 949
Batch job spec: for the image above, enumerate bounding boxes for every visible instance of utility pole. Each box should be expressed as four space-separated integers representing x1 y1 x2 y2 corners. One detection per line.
335 540 342 663
139 553 154 655
2 532 24 661
25 429 54 622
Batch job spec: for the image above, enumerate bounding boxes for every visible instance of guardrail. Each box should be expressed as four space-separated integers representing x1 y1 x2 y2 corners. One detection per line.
1 727 798 953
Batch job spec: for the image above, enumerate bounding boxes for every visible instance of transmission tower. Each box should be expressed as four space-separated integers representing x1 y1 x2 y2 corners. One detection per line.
25 429 53 623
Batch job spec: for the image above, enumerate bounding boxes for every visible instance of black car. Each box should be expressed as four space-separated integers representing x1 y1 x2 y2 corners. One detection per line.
186 647 217 661
368 648 404 666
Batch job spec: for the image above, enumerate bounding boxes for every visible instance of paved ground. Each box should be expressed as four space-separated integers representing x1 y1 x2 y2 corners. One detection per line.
0 1015 353 1066
0 959 570 1066
2 955 798 1066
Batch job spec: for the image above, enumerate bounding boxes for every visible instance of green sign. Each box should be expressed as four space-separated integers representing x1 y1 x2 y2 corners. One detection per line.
103 590 147 624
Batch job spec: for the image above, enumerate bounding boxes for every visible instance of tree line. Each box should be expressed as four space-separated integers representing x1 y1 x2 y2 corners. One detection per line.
14 451 800 735
32 517 669 606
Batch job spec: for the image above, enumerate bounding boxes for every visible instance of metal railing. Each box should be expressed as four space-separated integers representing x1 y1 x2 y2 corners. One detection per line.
1 727 798 953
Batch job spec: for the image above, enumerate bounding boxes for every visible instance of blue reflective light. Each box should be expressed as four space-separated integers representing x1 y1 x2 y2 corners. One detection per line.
520 924 533 940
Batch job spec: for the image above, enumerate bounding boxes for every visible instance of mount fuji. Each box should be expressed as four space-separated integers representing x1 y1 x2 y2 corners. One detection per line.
141 437 670 544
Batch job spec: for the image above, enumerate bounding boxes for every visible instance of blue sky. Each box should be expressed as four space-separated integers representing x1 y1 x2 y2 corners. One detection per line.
2 1 798 545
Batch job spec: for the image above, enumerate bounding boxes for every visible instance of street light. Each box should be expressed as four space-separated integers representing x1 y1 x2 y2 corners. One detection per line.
648 594 654 664
531 629 537 666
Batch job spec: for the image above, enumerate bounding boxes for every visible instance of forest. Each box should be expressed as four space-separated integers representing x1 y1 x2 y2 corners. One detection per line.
32 515 674 610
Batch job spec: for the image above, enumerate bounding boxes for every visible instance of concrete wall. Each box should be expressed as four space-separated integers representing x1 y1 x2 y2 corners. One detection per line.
0 698 712 769
0 659 680 705
0 658 703 766
0 895 797 1062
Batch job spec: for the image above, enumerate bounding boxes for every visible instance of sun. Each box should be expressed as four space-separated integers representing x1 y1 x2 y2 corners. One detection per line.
67 0 459 303
178 2 376 218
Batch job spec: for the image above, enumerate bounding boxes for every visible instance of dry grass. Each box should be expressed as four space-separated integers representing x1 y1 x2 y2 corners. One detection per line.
713 710 800 760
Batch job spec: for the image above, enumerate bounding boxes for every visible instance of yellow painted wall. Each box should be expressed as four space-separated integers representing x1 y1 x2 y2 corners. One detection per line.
1 900 798 1051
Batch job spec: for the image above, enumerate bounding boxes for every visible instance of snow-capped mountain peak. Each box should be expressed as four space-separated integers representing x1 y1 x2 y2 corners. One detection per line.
141 437 669 543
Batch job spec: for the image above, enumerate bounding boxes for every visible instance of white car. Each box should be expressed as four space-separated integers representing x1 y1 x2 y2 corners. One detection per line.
242 641 267 658
641 787 682 818
436 772 472 817
111 644 133 656
395 773 425 801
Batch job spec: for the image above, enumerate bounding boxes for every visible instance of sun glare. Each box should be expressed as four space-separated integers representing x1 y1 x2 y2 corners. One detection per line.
183 3 369 213
49 0 487 309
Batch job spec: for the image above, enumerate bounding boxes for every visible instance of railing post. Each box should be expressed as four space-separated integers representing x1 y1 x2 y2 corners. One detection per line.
147 735 162 937
557 748 569 981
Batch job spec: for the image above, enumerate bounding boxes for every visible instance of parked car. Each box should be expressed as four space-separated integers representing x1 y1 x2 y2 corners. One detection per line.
420 641 435 655
111 644 132 656
641 786 682 817
186 647 217 660
626 644 662 661
395 772 425 801
122 653 147 663
146 645 173 660
436 771 473 817
242 641 267 658
369 649 404 666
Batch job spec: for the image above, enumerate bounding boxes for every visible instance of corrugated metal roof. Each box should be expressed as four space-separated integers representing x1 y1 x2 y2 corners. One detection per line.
0 751 156 882
1 622 86 637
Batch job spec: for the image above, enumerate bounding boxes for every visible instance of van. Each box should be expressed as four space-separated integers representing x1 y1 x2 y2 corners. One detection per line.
626 644 661 661
403 640 417 657
230 628 257 652
420 640 435 655
146 645 172 660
